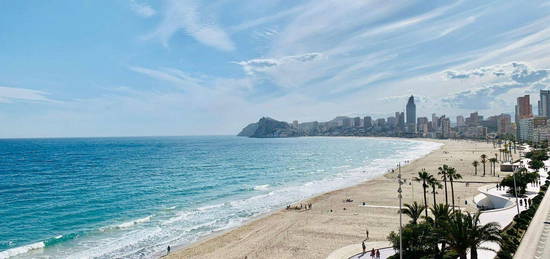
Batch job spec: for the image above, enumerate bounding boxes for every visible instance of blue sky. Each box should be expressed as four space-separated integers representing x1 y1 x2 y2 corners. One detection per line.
1 0 550 138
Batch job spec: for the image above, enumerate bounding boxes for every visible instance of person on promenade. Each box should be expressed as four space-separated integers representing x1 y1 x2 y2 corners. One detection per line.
362 241 366 254
370 248 375 258
376 249 380 259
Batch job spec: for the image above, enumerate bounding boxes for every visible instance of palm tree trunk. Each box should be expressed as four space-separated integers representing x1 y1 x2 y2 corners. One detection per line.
474 166 477 175
450 178 455 210
444 178 448 206
483 163 486 176
423 183 428 218
432 186 437 207
471 247 478 259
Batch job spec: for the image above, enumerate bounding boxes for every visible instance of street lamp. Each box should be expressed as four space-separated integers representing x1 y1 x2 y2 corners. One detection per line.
397 163 403 259
512 167 521 216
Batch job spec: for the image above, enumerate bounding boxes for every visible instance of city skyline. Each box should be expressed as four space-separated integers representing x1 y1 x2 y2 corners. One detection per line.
1 1 550 138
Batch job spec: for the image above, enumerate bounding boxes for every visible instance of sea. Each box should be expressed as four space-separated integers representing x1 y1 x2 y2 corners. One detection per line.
0 136 441 258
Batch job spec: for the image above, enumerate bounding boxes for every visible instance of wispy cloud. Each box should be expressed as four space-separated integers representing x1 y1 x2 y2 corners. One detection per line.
0 86 56 103
147 0 234 51
130 66 203 88
235 52 323 75
130 0 156 18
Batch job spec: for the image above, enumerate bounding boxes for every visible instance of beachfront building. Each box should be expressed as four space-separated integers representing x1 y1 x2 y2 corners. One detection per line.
387 116 397 128
519 117 548 142
406 95 416 134
363 116 372 128
353 117 361 128
497 114 512 136
456 115 465 127
342 117 352 128
466 112 483 127
539 90 550 117
516 95 534 141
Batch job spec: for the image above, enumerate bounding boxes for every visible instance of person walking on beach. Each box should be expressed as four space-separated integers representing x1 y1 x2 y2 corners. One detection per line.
366 229 369 240
167 245 171 255
362 241 366 254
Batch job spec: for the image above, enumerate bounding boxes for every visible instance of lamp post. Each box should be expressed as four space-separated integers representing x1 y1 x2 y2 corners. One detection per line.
397 163 403 259
512 166 521 216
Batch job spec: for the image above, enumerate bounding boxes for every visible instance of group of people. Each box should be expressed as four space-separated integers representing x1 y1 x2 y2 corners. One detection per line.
361 241 381 259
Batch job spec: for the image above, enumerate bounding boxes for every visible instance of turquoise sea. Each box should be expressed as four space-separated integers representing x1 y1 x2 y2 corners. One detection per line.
0 136 441 258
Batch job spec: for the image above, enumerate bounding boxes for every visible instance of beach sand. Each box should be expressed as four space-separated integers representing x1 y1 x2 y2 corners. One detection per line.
166 139 516 259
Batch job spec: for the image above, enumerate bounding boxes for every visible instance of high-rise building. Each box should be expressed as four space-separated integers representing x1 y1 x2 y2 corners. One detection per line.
519 116 547 141
466 112 482 126
387 116 397 127
292 120 299 128
441 116 451 138
376 118 386 127
540 90 550 118
363 116 372 128
396 112 405 129
353 117 361 127
431 113 439 131
406 96 416 133
497 114 512 135
517 95 533 119
516 95 534 139
417 117 429 136
456 115 465 127
342 118 352 128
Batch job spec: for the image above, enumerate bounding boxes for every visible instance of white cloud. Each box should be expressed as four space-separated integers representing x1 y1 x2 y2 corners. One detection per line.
0 86 55 103
130 0 156 18
148 0 234 51
235 52 323 75
445 62 550 83
442 62 550 109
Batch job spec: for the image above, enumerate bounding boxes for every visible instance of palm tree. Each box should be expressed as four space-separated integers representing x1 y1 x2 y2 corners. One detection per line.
445 211 501 259
438 164 450 206
447 167 462 210
472 160 479 175
427 203 453 257
428 176 442 207
414 169 431 218
489 157 498 176
400 201 425 224
480 154 487 176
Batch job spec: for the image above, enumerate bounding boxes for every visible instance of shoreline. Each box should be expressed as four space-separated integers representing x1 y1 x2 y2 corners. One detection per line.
167 138 505 259
165 137 466 258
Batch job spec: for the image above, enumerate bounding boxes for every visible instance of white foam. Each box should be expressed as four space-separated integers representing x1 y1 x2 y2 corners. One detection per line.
100 215 153 231
253 184 270 191
0 241 45 259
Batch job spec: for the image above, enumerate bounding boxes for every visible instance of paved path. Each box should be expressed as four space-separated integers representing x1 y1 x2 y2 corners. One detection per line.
514 169 550 258
348 247 394 259
326 241 392 259
471 167 547 259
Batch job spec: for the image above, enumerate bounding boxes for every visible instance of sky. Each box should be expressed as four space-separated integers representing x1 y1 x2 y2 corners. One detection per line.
1 0 550 138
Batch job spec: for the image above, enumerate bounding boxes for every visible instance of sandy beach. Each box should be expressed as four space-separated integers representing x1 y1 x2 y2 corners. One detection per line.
166 138 514 259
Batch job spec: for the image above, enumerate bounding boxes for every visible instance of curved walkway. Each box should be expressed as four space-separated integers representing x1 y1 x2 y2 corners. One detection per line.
326 241 392 259
471 169 547 259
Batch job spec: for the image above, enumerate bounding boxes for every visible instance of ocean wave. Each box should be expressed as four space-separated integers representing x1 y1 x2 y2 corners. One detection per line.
100 215 153 232
0 241 44 259
253 184 270 191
